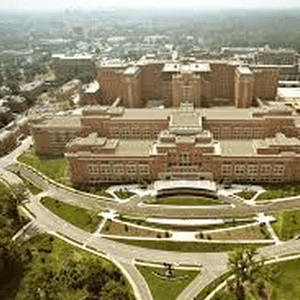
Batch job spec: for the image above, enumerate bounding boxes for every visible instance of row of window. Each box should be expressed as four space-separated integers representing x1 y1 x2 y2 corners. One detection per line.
222 164 285 176
88 163 150 175
211 127 264 139
110 127 161 139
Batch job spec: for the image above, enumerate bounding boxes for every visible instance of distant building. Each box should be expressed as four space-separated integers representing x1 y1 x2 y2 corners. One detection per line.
97 58 279 108
52 54 95 77
56 79 81 103
20 81 46 101
81 80 101 105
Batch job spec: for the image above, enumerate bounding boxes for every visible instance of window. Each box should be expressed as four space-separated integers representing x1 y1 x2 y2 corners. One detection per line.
114 164 123 174
132 127 140 137
247 164 259 176
235 164 245 175
222 127 231 139
253 128 263 139
260 164 272 175
222 164 232 175
110 127 119 138
101 164 111 174
211 128 220 139
88 164 99 175
233 128 241 139
139 164 149 174
143 128 152 139
180 152 190 166
127 164 137 174
243 128 252 139
120 128 129 139
181 86 192 101
273 164 285 175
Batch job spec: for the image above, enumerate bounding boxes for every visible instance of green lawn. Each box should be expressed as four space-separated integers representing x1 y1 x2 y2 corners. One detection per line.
40 197 102 232
235 190 257 200
19 174 42 195
271 209 300 240
18 148 70 184
256 183 300 200
153 197 227 206
210 258 300 300
106 238 267 252
137 265 199 300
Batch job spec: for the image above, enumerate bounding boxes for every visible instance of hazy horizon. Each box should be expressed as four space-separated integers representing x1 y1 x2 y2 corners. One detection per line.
1 0 300 13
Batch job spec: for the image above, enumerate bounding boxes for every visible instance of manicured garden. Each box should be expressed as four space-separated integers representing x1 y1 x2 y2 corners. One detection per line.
106 238 267 252
102 220 163 238
271 209 300 240
137 265 199 300
114 189 135 199
40 197 102 232
235 190 257 200
207 224 271 240
152 197 228 206
18 148 70 184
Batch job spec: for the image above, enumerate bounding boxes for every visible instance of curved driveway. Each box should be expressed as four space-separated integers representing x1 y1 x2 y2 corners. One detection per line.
5 139 300 300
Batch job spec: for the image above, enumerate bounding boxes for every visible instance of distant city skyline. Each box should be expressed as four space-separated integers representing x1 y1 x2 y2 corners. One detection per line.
1 0 300 12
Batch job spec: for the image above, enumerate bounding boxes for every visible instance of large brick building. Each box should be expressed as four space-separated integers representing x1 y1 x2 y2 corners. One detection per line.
97 58 279 108
31 102 300 185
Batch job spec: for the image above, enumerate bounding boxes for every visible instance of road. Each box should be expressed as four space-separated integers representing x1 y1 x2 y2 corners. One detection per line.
4 139 300 300
24 191 300 300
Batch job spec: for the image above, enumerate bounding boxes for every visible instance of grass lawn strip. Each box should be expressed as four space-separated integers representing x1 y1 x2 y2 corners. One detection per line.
152 197 227 206
18 148 70 184
102 220 163 238
40 197 101 232
207 224 271 240
105 238 268 252
271 209 300 240
256 183 300 200
136 265 199 300
209 257 300 300
19 174 43 195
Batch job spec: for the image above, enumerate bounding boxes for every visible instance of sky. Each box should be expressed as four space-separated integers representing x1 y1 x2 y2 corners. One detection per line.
1 0 300 12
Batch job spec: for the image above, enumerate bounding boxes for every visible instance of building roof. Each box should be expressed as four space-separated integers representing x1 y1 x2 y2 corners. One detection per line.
154 180 217 192
69 133 118 149
255 133 300 148
237 66 252 76
111 108 172 120
40 116 82 128
82 80 100 94
114 140 153 156
203 107 254 120
123 66 140 76
219 140 257 156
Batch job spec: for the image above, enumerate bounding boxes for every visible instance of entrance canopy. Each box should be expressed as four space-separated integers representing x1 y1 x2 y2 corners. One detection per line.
154 180 217 198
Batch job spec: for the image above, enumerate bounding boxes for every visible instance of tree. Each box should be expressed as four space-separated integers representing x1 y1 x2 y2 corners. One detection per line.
0 72 3 87
6 80 20 95
227 247 264 300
